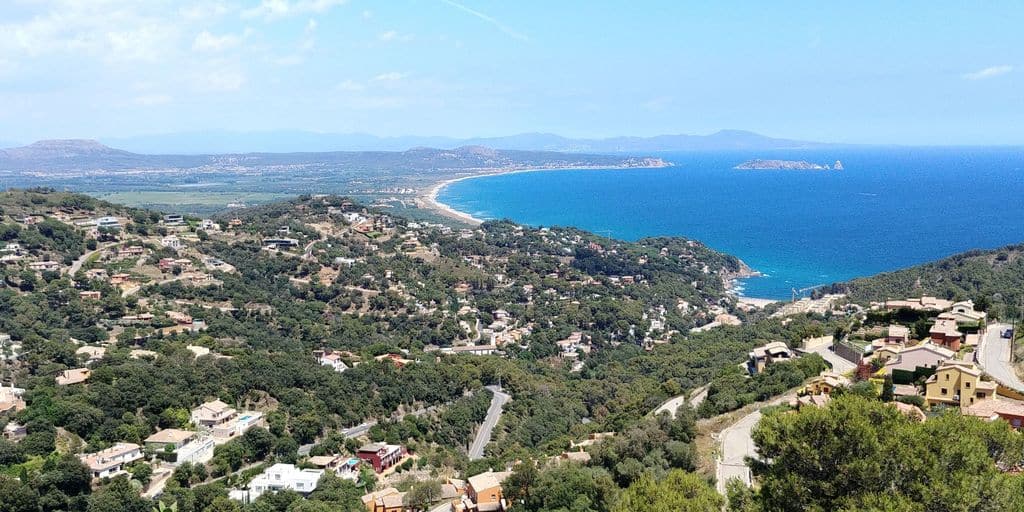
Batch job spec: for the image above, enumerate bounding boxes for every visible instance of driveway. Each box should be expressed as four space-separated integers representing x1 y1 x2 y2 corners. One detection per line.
715 392 796 494
978 322 1024 392
806 343 856 374
716 408 761 493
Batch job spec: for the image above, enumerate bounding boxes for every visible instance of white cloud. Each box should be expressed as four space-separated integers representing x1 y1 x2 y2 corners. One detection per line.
0 3 180 63
963 65 1013 81
180 2 232 21
131 94 172 106
373 72 407 82
438 0 528 42
242 0 347 21
642 96 672 112
378 30 413 43
192 30 248 52
337 79 365 91
196 69 246 92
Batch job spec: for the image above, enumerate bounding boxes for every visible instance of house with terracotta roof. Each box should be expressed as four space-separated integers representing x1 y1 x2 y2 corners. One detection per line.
455 470 513 512
748 341 793 374
886 324 911 345
924 361 997 408
964 399 1024 429
880 296 953 312
316 351 349 373
929 318 963 351
890 401 927 422
190 399 264 442
80 443 143 479
804 371 850 395
361 487 405 512
145 429 215 465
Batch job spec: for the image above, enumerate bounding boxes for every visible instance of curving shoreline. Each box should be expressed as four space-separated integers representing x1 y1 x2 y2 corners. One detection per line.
418 163 672 226
421 174 487 225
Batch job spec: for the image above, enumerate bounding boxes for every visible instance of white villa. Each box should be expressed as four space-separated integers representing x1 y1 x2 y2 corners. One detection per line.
191 399 263 443
229 464 324 503
80 443 143 479
144 428 215 466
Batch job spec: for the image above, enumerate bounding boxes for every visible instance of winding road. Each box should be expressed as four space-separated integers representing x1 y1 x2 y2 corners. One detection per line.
978 322 1024 392
653 384 709 418
714 391 797 494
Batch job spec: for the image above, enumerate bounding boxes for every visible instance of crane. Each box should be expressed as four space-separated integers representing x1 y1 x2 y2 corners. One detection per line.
791 285 823 302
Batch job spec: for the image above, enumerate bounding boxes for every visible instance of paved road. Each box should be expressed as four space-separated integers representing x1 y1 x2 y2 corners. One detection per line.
67 242 118 275
299 402 450 454
468 385 511 460
978 323 1024 391
654 384 709 418
716 408 760 493
806 343 856 374
715 392 796 495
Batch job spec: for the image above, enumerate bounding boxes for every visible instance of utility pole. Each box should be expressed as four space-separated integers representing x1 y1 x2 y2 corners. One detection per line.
1012 297 1021 363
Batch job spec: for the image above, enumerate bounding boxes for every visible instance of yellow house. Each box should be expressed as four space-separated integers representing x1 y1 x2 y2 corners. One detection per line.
924 361 997 408
805 371 850 395
873 345 902 364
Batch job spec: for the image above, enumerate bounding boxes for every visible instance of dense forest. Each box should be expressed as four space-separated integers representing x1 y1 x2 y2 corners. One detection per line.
3 189 1019 511
819 244 1024 317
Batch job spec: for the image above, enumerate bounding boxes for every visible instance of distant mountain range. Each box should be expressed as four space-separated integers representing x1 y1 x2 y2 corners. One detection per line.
74 129 836 154
0 139 667 172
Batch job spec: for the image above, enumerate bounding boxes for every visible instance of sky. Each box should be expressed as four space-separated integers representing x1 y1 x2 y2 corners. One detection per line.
0 0 1022 145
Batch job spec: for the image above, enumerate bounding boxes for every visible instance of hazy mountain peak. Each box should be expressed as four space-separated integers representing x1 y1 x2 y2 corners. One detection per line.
5 139 134 159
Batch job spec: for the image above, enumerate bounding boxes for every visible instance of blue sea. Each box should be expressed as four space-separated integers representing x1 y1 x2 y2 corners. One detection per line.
437 147 1024 299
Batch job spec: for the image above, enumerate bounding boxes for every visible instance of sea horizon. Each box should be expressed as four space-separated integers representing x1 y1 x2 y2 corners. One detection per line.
436 146 1024 299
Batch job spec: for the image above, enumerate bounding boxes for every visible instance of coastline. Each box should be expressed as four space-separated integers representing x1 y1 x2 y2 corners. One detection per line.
421 164 786 307
417 163 671 227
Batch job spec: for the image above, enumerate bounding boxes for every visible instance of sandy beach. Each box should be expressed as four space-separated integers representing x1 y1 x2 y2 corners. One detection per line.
417 163 671 226
419 174 487 226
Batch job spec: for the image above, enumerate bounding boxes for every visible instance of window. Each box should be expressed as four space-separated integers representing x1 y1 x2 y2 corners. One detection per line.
940 388 948 395
965 381 971 388
945 374 950 381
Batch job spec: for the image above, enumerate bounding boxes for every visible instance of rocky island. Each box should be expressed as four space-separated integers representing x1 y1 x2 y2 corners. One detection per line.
734 159 840 170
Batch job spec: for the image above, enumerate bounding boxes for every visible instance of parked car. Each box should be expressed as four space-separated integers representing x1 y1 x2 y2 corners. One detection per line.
1002 329 1014 339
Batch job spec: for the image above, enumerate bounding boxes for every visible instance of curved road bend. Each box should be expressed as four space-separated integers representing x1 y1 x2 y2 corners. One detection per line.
978 322 1024 392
